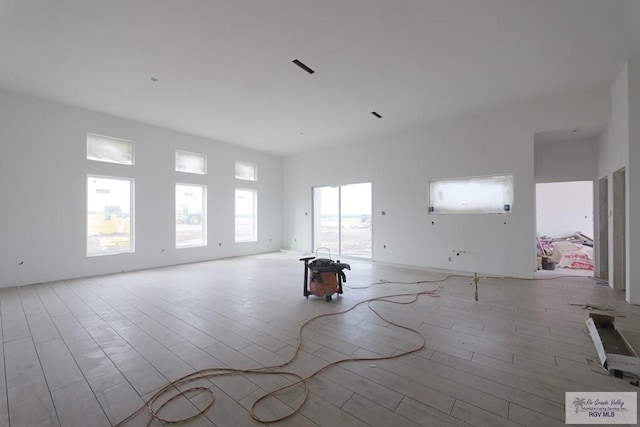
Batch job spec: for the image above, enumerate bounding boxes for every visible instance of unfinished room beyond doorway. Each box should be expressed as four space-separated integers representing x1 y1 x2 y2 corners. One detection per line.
536 181 594 276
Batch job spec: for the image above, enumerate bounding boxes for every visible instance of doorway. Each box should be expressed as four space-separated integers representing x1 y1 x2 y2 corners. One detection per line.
313 182 372 259
535 181 594 274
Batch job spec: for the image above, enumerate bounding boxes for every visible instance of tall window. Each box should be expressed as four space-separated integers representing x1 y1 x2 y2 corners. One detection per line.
175 149 207 248
175 184 206 247
86 133 134 257
87 176 133 256
235 160 258 242
428 174 514 214
235 189 257 242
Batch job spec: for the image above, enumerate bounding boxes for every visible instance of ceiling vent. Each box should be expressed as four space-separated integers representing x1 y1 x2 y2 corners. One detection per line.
292 59 315 74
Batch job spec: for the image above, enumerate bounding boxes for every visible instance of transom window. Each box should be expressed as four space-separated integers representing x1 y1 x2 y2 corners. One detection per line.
87 133 134 165
235 161 257 181
176 150 206 174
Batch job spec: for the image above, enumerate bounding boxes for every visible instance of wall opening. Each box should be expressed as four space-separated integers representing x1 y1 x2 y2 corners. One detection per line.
535 181 594 273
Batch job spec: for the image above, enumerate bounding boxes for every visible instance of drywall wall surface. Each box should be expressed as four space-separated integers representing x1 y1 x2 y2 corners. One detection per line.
627 57 640 303
534 138 597 183
599 65 629 178
536 181 593 238
598 64 630 299
522 87 610 136
283 88 610 278
0 89 282 288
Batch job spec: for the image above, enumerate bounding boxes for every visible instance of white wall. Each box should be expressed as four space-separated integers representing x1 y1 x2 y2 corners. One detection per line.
627 57 640 304
283 88 610 278
599 65 629 177
0 89 282 288
534 138 597 183
598 65 631 300
534 137 597 258
536 181 593 238
597 58 640 304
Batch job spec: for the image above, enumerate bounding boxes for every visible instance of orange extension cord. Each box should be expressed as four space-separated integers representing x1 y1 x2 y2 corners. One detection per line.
115 273 589 426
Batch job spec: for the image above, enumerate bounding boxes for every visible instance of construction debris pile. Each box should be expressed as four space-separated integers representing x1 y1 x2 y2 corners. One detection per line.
537 232 594 270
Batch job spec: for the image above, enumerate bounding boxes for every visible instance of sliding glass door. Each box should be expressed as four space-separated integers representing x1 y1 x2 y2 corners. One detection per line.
313 182 371 259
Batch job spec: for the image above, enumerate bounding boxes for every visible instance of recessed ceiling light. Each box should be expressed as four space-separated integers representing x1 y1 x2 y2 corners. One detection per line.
150 77 159 82
292 59 315 74
371 111 382 118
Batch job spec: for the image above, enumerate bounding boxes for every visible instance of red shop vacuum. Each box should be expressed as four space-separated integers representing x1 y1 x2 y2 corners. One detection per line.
300 249 350 301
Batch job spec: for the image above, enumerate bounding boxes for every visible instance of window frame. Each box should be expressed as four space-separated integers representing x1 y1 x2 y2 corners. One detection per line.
235 188 258 242
87 133 134 165
175 150 207 175
428 174 514 214
86 174 134 256
175 183 207 248
235 161 258 181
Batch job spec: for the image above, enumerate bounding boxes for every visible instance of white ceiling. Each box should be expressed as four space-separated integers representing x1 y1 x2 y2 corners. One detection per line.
1 1 639 156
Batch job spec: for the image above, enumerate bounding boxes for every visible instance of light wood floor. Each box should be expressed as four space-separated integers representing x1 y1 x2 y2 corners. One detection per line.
1 252 638 426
